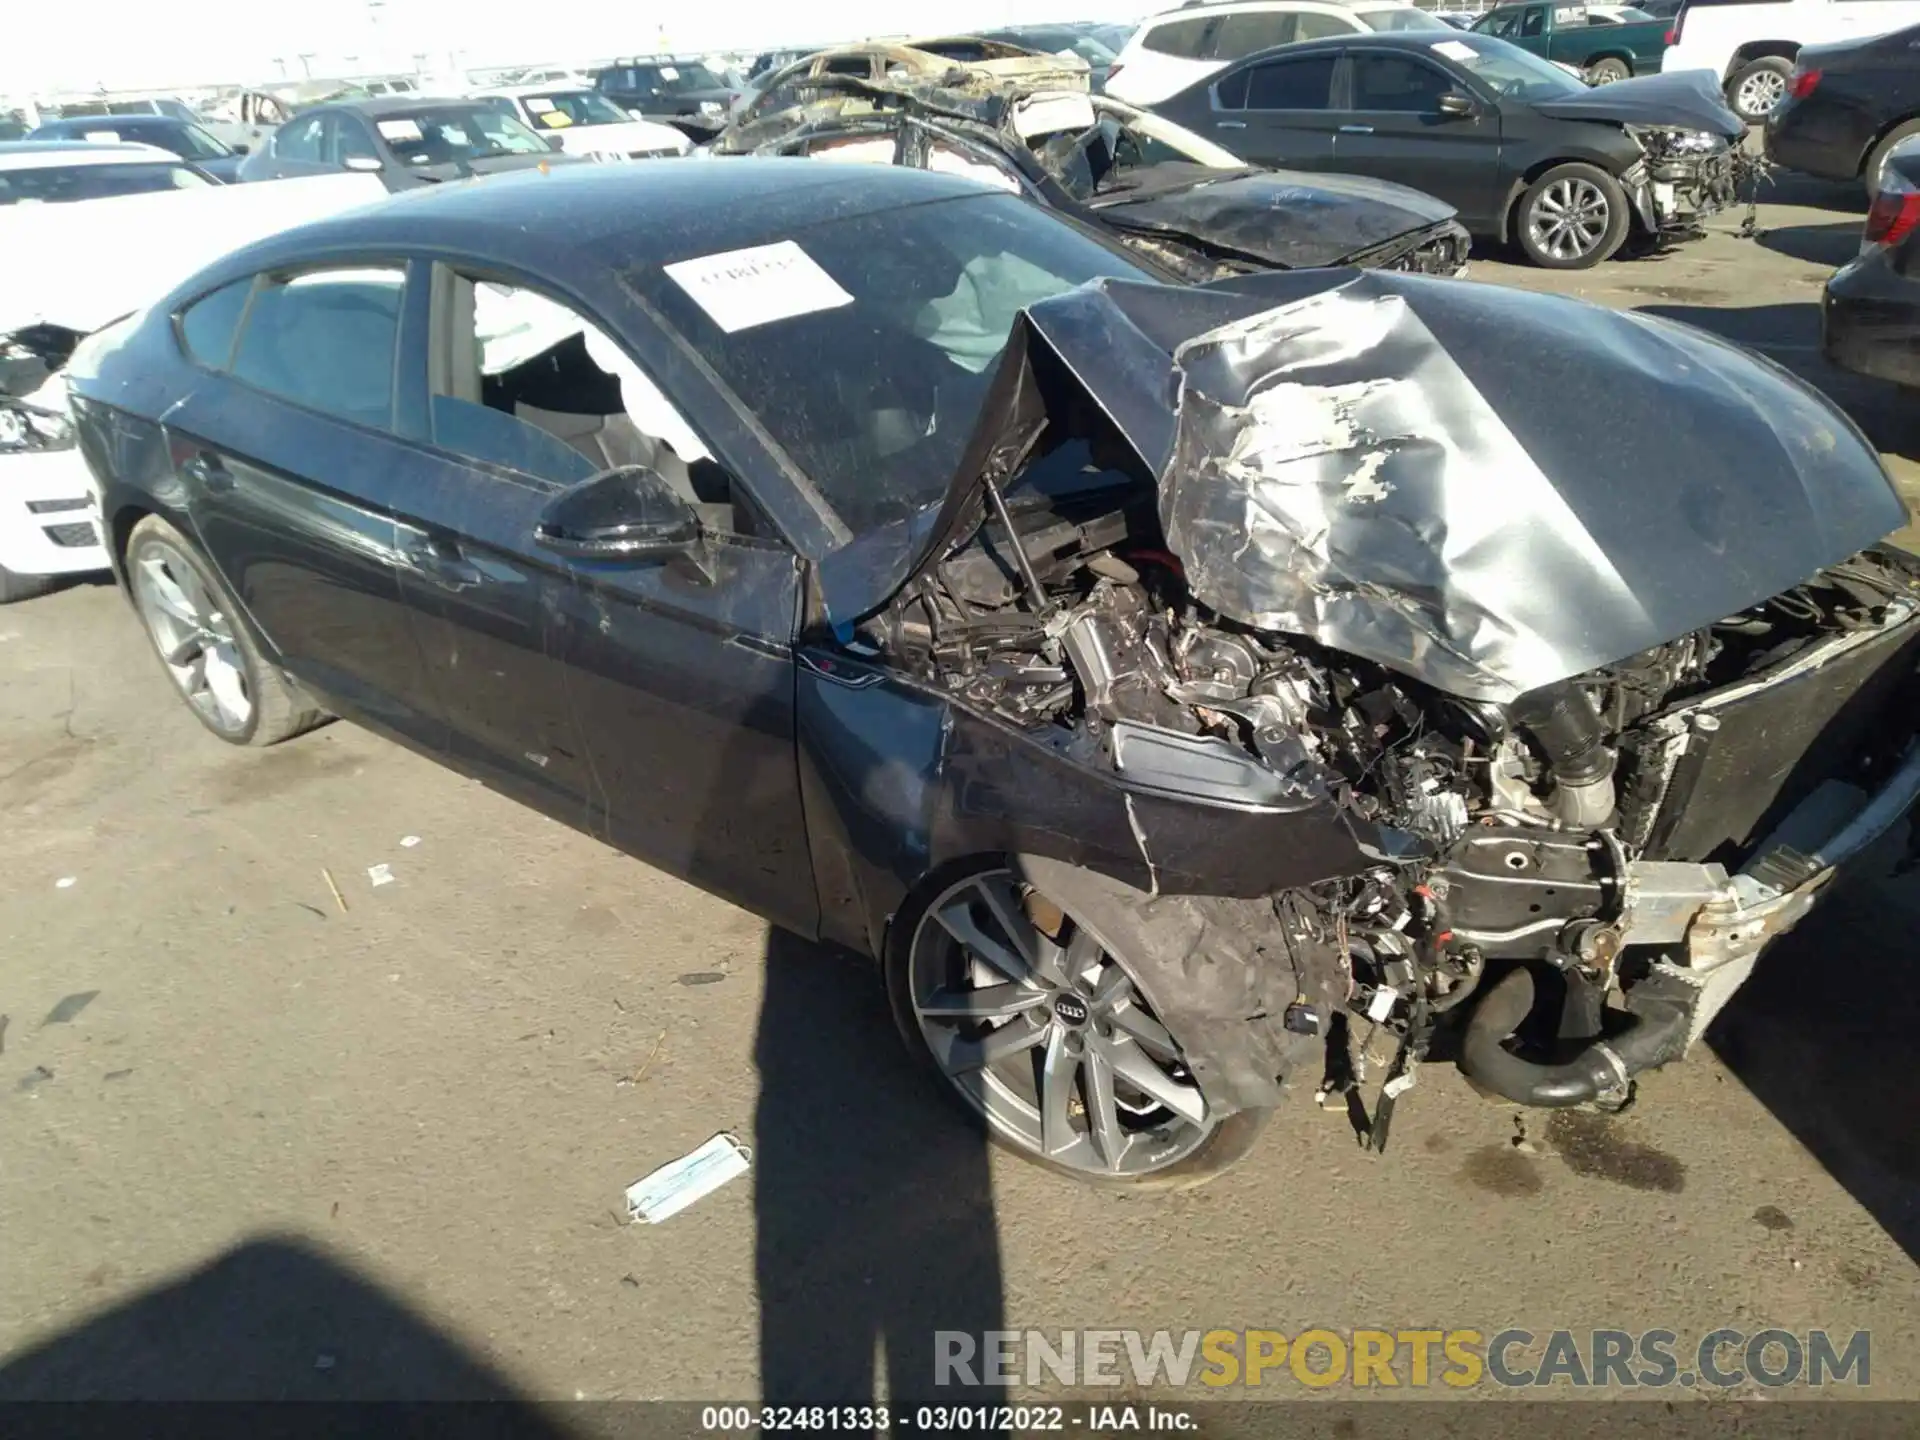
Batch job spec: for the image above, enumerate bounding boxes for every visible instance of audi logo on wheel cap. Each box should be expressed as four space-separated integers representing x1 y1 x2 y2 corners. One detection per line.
1053 994 1090 1027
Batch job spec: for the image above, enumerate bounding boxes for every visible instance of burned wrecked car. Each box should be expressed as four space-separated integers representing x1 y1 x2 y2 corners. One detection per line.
715 77 1471 279
68 163 1920 1183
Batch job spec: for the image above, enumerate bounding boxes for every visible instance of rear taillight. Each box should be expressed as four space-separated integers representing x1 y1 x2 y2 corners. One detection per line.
1789 67 1822 99
1106 61 1125 81
1664 28 1677 44
1864 190 1920 248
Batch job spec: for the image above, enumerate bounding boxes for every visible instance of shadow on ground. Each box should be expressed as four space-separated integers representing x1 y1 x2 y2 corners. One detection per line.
1637 301 1920 464
754 930 1005 1408
1756 220 1869 269
1756 169 1870 217
0 1234 564 1408
1708 841 1920 1267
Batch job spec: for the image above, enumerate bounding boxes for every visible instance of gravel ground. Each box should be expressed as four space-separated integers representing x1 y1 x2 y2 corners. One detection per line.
1 172 1916 1412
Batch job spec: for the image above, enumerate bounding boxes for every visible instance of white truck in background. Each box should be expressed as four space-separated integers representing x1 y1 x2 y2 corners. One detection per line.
1663 0 1920 122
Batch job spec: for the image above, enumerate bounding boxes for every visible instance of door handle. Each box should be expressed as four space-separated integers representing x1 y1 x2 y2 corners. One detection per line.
1339 124 1374 135
401 534 484 588
1214 119 1247 129
180 453 234 493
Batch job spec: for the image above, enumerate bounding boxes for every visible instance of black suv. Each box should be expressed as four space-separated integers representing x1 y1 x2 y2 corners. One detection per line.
591 58 737 141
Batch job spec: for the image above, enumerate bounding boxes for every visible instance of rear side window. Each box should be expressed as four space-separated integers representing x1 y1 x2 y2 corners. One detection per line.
178 280 253 368
1142 16 1218 58
1213 11 1299 58
1297 12 1359 39
230 268 405 429
1244 54 1339 108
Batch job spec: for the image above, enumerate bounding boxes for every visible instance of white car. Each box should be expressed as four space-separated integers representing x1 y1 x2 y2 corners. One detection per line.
476 86 694 160
1662 0 1920 123
0 145 387 601
1105 0 1454 104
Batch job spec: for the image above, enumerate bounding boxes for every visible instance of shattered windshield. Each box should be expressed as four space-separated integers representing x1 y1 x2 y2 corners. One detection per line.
374 106 551 163
636 193 1152 532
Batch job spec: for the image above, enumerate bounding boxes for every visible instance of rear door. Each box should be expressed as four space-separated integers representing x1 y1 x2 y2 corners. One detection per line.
1211 50 1345 168
1332 48 1507 226
159 263 447 749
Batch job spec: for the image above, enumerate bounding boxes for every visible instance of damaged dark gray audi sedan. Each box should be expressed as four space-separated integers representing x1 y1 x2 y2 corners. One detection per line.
68 162 1920 1184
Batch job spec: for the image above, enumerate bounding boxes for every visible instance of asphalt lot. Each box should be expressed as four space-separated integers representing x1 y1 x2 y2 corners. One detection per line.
2 171 1918 1412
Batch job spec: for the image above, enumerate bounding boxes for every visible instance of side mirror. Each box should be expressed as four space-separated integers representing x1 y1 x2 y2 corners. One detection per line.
344 155 384 172
534 465 700 562
232 142 251 155
1438 91 1476 118
546 134 566 152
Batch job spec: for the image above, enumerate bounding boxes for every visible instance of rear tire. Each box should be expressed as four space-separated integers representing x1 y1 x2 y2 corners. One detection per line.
1864 119 1920 200
1516 162 1629 269
1585 57 1630 85
124 514 328 747
1726 56 1792 124
0 563 58 604
884 858 1269 1190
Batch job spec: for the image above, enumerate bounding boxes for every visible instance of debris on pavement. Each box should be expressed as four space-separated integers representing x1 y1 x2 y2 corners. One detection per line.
676 971 725 987
42 990 98 1026
399 835 421 848
617 1030 668 1088
54 876 75 890
103 1068 132 1082
0 1014 8 1056
367 864 394 887
18 1065 53 1093
624 1133 752 1224
322 867 348 913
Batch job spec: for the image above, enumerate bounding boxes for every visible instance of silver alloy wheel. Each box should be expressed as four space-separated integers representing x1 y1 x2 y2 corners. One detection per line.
1527 177 1612 261
1735 68 1786 117
131 540 253 734
907 868 1215 1176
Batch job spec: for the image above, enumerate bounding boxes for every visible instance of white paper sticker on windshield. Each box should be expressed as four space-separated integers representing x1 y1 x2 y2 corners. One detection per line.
442 125 471 145
378 118 423 141
664 240 853 333
83 129 122 143
659 65 680 81
1431 39 1479 62
525 96 556 112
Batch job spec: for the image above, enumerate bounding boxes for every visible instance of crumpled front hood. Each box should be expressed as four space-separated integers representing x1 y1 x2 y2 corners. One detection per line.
1094 168 1459 268
822 269 1905 702
1530 68 1744 139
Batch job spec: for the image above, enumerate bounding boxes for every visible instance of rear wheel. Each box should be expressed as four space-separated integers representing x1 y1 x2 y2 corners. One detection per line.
886 860 1268 1189
125 514 327 746
1726 57 1792 124
1585 57 1630 85
0 564 58 604
1864 119 1920 200
1516 162 1629 269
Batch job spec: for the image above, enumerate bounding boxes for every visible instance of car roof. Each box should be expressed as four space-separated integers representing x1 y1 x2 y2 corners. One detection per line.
187 158 1001 286
0 140 179 169
34 113 184 130
305 95 481 118
480 83 597 98
1143 0 1407 18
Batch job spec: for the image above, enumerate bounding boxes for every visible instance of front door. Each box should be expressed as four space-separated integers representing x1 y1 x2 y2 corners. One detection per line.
162 264 447 750
396 265 819 935
1333 50 1507 230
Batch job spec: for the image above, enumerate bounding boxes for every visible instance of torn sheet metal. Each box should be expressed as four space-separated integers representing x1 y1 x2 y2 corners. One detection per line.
829 269 1905 703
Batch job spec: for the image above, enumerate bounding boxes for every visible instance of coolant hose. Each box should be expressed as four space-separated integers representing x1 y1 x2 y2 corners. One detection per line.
1458 967 1692 1108
1509 680 1616 826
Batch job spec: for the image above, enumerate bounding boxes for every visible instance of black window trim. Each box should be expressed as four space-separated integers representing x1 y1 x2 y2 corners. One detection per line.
1210 48 1346 112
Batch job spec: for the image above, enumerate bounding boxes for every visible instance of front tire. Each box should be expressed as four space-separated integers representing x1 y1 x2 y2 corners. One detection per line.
124 514 327 746
885 859 1268 1189
1584 57 1630 85
1516 162 1629 269
1726 57 1792 124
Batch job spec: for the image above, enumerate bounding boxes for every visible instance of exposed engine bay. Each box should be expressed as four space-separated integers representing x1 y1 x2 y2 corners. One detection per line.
869 448 1920 1143
1626 126 1764 241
